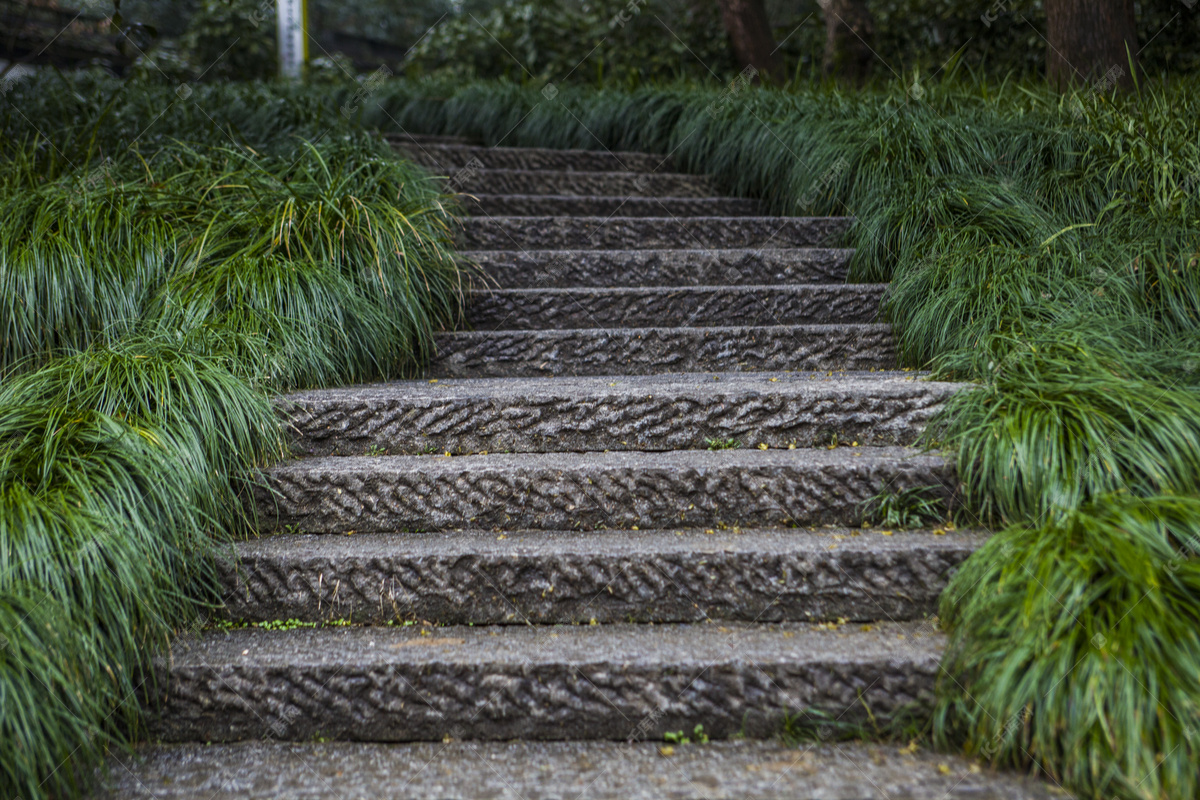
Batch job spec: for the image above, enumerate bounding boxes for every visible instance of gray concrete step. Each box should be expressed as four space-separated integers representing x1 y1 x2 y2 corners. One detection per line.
465 284 886 330
464 247 855 287
385 132 478 146
461 194 763 218
393 141 670 172
281 372 956 457
450 168 716 197
222 528 980 625
149 621 942 743
97 740 1067 800
254 447 953 533
430 324 895 378
460 216 851 250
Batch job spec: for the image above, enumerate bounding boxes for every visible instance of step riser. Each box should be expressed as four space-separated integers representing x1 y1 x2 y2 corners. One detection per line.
152 652 938 743
255 455 954 533
461 195 762 218
465 285 885 330
283 383 953 456
222 538 977 625
450 170 716 197
465 248 854 288
460 217 851 250
394 142 668 172
430 325 895 378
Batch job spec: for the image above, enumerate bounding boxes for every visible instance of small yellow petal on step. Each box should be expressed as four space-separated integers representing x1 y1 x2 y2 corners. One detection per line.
937 764 952 775
758 443 769 450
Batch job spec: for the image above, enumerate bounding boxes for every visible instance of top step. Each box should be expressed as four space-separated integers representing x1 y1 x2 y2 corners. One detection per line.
393 142 671 173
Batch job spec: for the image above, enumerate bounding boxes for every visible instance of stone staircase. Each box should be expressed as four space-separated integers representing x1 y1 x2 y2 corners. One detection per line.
100 138 1064 799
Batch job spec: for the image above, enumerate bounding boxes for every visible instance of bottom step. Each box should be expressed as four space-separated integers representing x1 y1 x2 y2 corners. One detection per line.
150 622 941 743
98 740 1065 799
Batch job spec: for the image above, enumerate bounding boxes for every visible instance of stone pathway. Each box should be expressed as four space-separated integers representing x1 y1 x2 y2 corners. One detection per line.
98 137 1065 798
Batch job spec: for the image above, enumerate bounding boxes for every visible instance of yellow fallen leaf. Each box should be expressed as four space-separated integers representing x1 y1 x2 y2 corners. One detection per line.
659 746 675 757
758 443 769 450
937 764 952 775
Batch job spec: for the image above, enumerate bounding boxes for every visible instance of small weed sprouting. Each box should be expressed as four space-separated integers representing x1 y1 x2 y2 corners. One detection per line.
706 437 741 451
664 724 710 745
861 487 951 529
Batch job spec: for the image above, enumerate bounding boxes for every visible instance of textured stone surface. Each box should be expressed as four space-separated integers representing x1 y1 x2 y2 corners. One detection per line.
465 247 855 288
451 168 717 197
460 216 852 250
462 194 763 218
386 132 478 146
149 622 942 742
281 372 957 456
254 447 954 533
466 285 886 330
221 528 982 625
393 142 670 172
97 740 1069 800
430 324 896 378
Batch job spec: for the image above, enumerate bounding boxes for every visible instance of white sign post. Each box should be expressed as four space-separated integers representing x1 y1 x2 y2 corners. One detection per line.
277 0 307 79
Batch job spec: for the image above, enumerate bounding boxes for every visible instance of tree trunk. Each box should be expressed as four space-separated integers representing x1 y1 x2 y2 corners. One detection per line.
1045 0 1138 90
718 0 782 82
819 0 875 85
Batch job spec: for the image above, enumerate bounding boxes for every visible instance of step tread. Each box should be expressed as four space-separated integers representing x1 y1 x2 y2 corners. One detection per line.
430 324 896 377
272 444 944 474
460 215 852 250
395 141 670 172
224 527 981 625
171 619 941 667
462 247 855 287
98 740 1066 800
256 445 952 532
462 194 762 218
281 372 955 455
237 527 982 558
445 167 717 198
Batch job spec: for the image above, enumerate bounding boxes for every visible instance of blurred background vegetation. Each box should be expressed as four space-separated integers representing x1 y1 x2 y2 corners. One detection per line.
3 0 1196 84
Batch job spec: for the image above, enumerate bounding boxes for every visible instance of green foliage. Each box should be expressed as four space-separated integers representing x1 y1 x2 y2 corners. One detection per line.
664 724 710 744
177 0 277 81
937 496 1200 800
403 0 731 85
862 486 950 528
0 74 466 800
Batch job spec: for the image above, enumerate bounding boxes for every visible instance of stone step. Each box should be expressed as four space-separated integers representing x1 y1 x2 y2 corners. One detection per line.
465 284 886 330
460 216 851 250
465 247 855 287
222 528 981 625
393 141 670 172
282 373 956 457
254 447 953 533
450 168 716 197
149 621 942 743
385 132 478 146
461 194 763 218
430 324 895 378
98 740 1066 800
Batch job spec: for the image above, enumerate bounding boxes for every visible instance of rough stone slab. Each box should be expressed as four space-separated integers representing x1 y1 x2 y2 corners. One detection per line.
449 168 716 197
461 194 763 218
465 247 855 288
385 132 478 146
254 447 954 533
429 325 896 378
221 528 982 625
148 621 943 742
97 740 1069 800
465 285 886 330
281 372 957 456
459 216 852 250
393 142 670 172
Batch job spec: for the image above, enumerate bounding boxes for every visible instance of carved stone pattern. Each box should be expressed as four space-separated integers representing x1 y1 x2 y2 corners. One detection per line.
463 195 763 219
395 143 669 173
466 248 854 288
255 455 954 532
283 386 951 456
429 325 896 378
465 285 886 330
459 216 852 251
220 543 977 625
153 653 939 742
456 169 716 198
